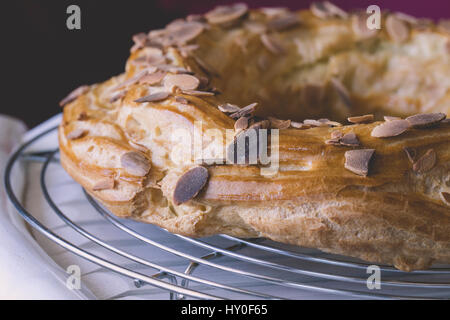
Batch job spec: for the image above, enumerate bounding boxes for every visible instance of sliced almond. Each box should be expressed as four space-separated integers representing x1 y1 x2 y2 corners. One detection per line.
205 3 248 25
405 113 446 128
162 21 204 46
340 133 360 147
139 71 166 85
267 13 300 31
384 116 401 121
268 116 291 129
412 149 436 173
93 178 115 191
371 119 410 138
331 131 344 139
348 114 374 124
344 149 375 176
181 89 215 96
110 90 127 103
325 131 343 145
175 96 189 104
230 103 258 119
248 119 270 130
234 116 249 132
440 192 450 206
351 13 378 39
173 166 209 205
59 85 89 107
218 103 241 113
164 74 200 92
260 34 285 54
304 118 342 127
290 121 311 129
331 78 352 108
120 151 151 177
134 91 169 103
403 147 417 163
67 129 88 140
386 15 410 43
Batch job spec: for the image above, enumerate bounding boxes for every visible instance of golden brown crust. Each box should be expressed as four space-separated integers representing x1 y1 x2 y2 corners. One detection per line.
59 4 450 271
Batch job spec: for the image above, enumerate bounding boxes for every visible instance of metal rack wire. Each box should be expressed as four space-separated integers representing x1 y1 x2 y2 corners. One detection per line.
4 126 450 299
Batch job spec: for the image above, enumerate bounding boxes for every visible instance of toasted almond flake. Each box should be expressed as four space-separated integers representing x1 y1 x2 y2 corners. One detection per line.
290 121 311 129
440 192 450 206
347 114 374 124
164 74 200 92
325 131 343 145
93 178 115 191
134 91 169 103
67 129 88 140
438 19 450 34
181 89 215 96
230 103 258 119
120 151 151 177
139 71 166 85
59 85 89 107
113 69 150 91
267 13 300 31
351 13 378 38
413 149 436 173
331 78 352 108
344 149 375 176
268 116 291 129
323 1 348 18
304 118 342 127
163 21 204 46
405 113 446 128
331 131 344 139
395 12 419 25
205 3 248 25
173 166 209 205
340 133 360 147
386 15 410 43
109 90 127 103
218 103 241 113
175 96 189 104
325 138 341 145
132 32 148 46
260 34 285 54
384 116 401 121
248 119 270 130
371 119 411 138
403 147 417 163
234 116 249 132
310 2 329 19
243 21 267 34
260 7 289 17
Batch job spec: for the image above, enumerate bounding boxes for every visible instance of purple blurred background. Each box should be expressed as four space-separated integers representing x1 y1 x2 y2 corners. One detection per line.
3 0 449 127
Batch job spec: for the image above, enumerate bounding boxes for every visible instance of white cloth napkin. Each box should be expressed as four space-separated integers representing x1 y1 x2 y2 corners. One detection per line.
0 115 86 299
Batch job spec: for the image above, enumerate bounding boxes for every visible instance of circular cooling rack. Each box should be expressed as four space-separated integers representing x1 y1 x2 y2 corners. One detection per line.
4 126 450 299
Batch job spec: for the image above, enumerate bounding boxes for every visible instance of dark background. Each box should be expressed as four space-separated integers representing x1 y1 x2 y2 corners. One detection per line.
2 0 450 128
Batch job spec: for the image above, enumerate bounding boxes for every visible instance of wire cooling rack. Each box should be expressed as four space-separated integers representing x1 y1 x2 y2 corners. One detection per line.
4 126 450 299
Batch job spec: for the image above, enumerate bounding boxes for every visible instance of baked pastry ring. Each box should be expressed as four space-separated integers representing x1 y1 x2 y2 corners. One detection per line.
59 3 450 271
